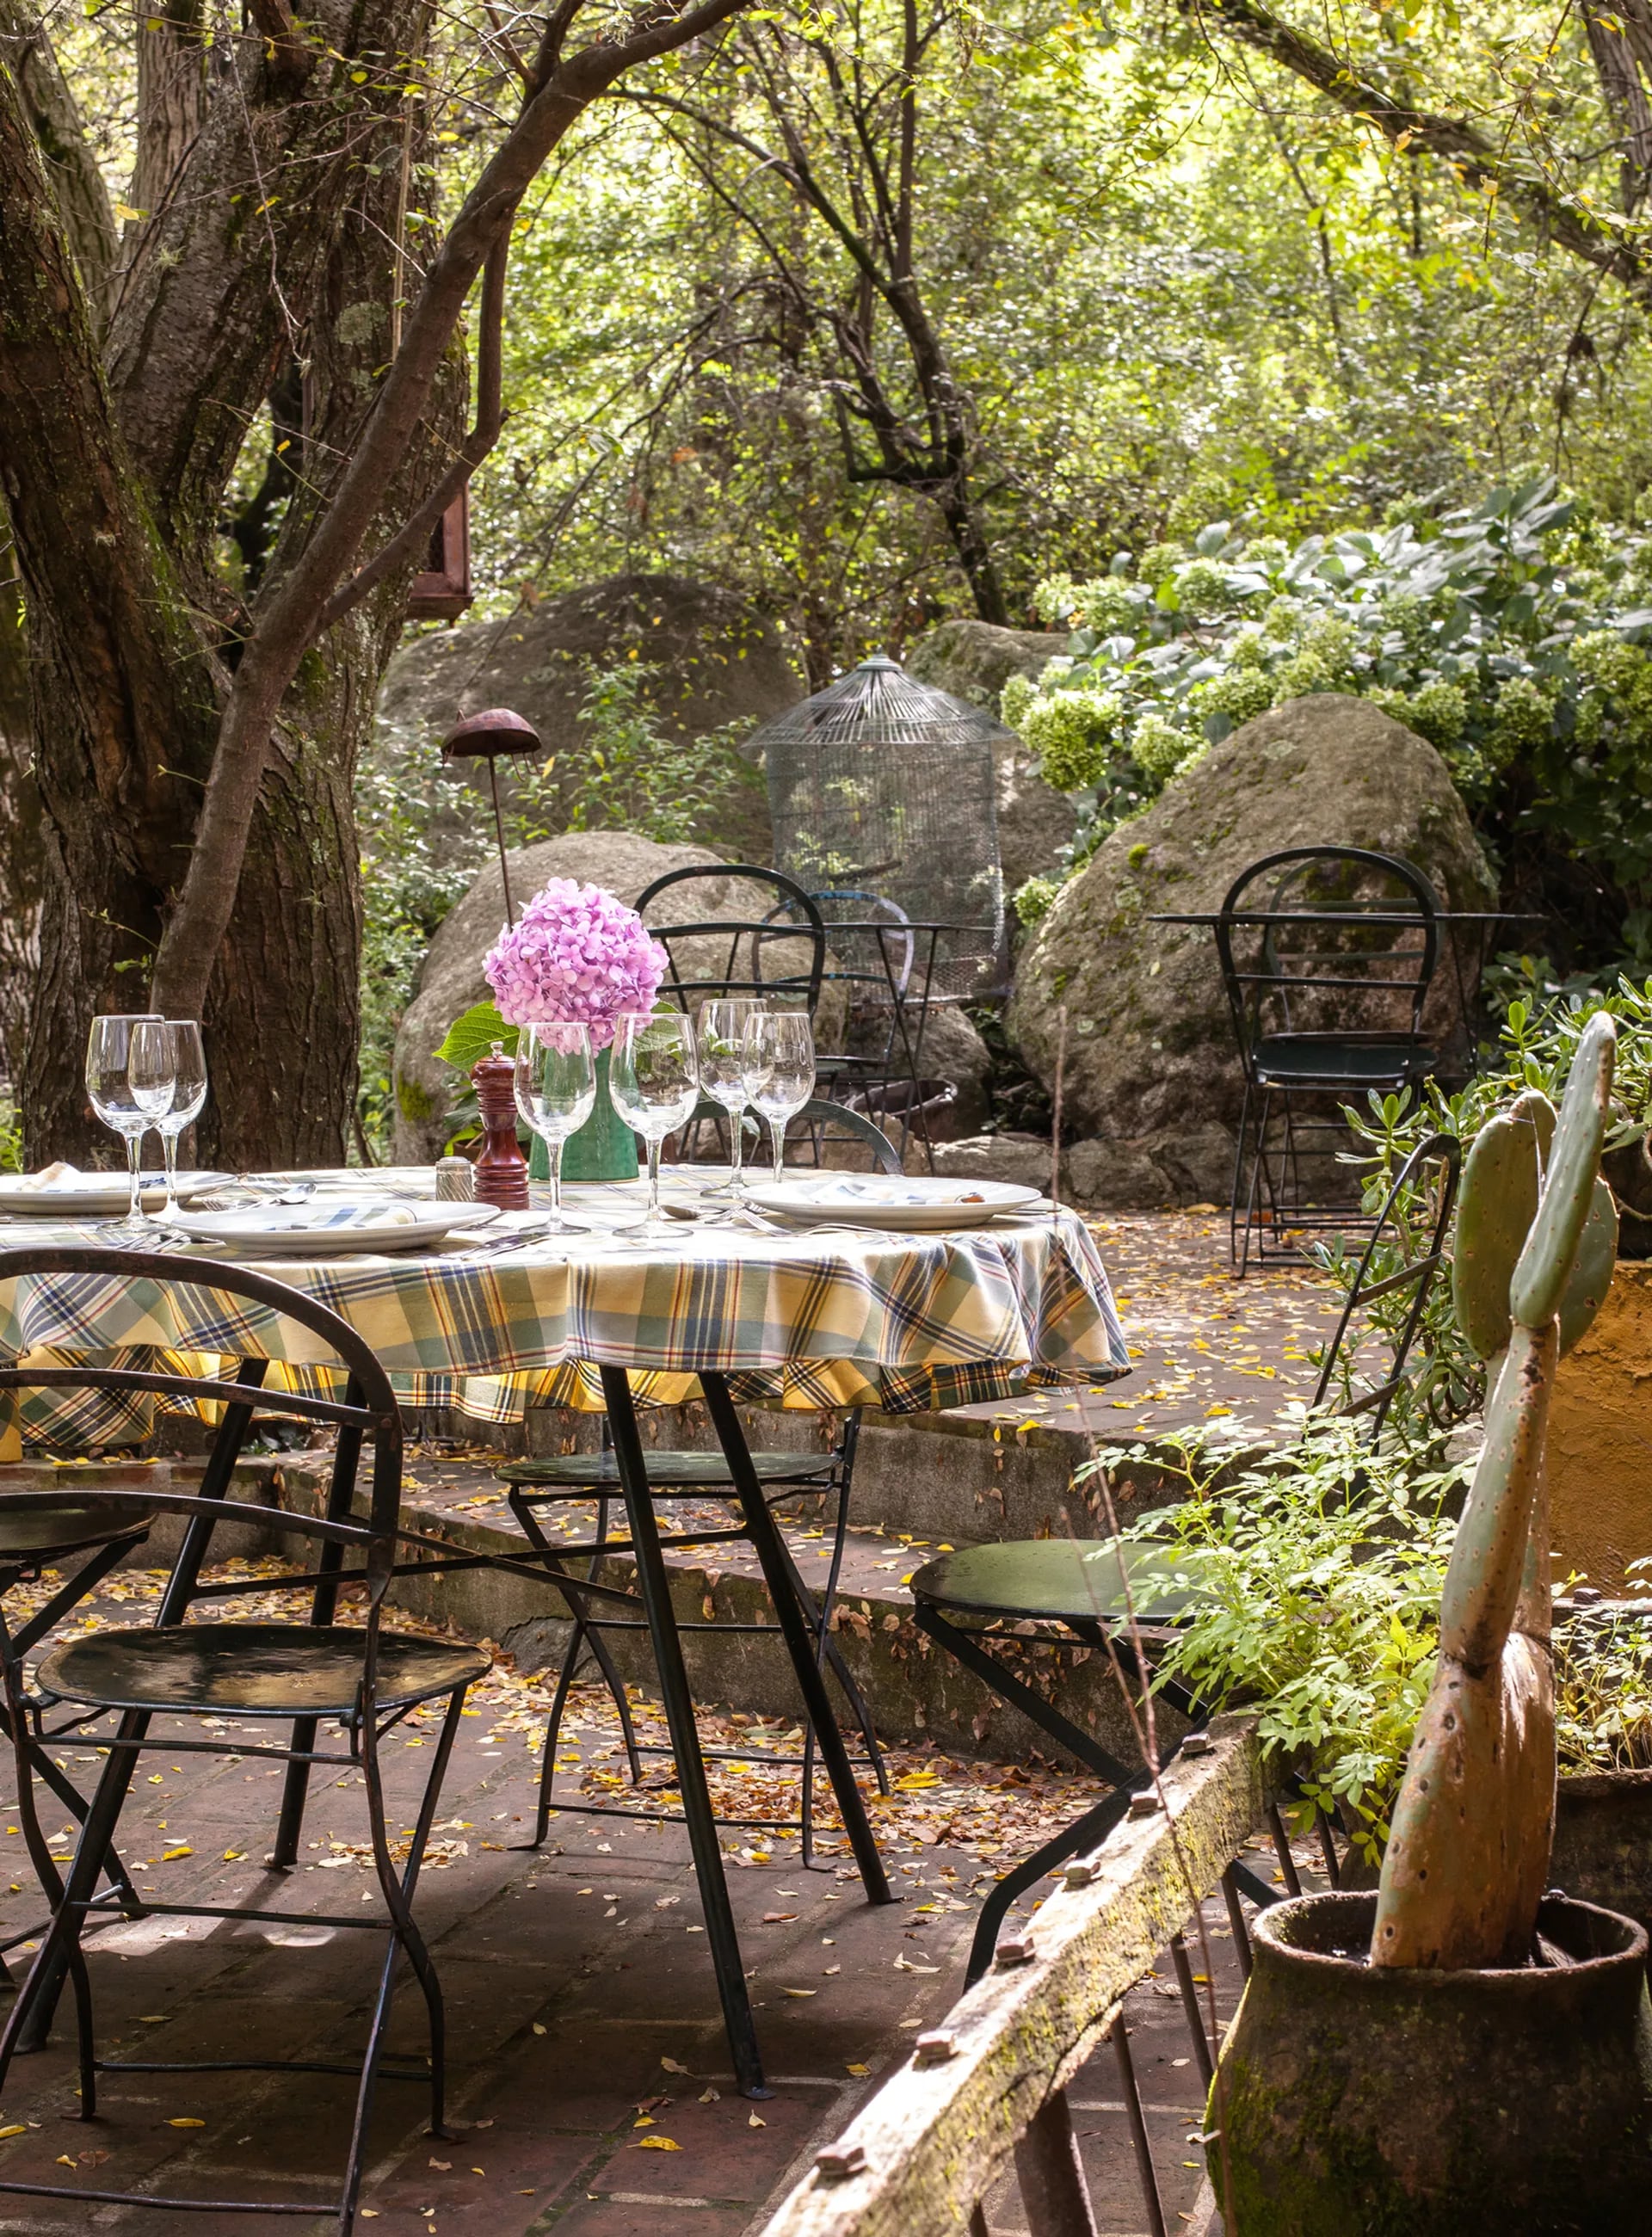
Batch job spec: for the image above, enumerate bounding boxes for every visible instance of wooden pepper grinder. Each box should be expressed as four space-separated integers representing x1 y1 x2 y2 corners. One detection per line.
471 1041 529 1211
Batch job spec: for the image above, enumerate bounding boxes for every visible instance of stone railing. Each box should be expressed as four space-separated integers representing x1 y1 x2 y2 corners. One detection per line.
761 1716 1264 2237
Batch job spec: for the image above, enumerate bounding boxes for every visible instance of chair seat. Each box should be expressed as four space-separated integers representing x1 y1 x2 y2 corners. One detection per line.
1252 1035 1435 1090
0 1494 155 1564
502 1450 837 1494
34 1622 491 1717
908 1539 1216 1625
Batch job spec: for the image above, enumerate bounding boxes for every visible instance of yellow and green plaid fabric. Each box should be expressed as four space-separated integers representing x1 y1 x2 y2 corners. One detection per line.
0 1198 1127 1450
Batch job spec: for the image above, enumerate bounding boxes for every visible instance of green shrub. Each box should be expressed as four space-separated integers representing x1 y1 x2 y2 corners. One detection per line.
1019 688 1121 793
1013 873 1062 927
1017 478 1652 907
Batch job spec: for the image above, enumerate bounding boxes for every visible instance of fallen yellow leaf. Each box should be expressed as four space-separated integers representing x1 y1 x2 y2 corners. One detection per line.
162 1846 192 1861
635 2135 681 2151
167 2117 205 2128
748 2111 767 2129
846 2062 870 2076
0 2123 25 2139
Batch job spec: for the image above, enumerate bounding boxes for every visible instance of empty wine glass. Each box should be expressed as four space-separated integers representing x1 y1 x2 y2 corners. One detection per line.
85 1014 172 1237
514 1022 596 1235
608 1012 700 1234
742 1010 816 1186
153 1021 207 1222
696 998 764 1199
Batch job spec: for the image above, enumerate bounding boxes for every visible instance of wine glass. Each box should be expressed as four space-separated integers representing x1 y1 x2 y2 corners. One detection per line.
742 1010 817 1186
85 1014 173 1237
695 997 764 1199
514 1022 597 1235
153 1021 207 1223
607 1012 700 1234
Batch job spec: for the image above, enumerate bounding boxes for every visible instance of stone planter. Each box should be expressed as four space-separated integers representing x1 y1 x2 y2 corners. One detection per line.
1556 1766 1652 1939
1211 1889 1652 2235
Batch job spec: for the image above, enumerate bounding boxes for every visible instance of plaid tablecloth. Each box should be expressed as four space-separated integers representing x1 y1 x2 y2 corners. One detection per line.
0 1170 1129 1451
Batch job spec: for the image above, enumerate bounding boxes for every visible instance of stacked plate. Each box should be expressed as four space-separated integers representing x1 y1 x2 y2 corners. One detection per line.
744 1175 1045 1230
168 1197 501 1257
0 1171 230 1219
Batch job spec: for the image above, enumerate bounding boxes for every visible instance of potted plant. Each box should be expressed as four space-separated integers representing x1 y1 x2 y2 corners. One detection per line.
1209 1016 1652 2234
436 877 669 1182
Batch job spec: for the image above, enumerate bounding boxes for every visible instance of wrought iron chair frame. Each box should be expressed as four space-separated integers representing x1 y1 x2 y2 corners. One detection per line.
1214 846 1443 1272
0 1247 488 2234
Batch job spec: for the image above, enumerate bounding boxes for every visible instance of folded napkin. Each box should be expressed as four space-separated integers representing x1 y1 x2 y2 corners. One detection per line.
15 1162 84 1191
186 1197 422 1235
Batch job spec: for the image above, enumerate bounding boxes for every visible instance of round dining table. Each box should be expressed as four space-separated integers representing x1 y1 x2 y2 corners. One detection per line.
0 1165 1131 2092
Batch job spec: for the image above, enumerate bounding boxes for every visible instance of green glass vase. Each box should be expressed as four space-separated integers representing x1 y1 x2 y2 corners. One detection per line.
532 1046 638 1184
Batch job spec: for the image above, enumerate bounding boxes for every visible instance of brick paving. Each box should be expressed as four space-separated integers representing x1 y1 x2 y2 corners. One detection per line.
0 1557 1314 2236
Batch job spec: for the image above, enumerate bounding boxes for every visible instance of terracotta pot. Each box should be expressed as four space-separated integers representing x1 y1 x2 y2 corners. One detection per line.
1211 1889 1652 2235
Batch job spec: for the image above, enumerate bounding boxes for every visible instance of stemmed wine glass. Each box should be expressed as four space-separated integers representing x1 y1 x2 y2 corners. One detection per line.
742 1010 817 1186
608 1012 700 1235
153 1021 207 1223
695 997 764 1199
514 1022 597 1235
85 1014 173 1237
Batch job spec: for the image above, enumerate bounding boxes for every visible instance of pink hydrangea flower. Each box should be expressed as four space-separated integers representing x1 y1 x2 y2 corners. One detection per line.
484 878 669 1050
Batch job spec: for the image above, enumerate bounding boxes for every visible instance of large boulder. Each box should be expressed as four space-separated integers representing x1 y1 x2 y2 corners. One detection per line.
905 619 1077 894
1007 695 1496 1205
391 833 722 1161
374 572 804 866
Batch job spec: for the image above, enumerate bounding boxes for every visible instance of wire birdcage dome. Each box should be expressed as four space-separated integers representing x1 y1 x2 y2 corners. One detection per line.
753 655 1008 1000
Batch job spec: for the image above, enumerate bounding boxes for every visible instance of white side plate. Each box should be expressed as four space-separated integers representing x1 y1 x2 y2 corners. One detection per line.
0 1172 231 1219
745 1176 1043 1230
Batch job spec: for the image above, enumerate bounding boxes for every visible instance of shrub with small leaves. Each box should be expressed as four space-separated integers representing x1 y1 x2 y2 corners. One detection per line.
1131 712 1198 780
1019 688 1120 792
1013 873 1063 927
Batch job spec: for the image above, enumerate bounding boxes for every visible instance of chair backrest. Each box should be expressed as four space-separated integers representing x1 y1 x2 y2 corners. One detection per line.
635 863 827 1015
0 1247 404 1619
685 1095 903 1174
1214 847 1441 1075
767 890 917 1008
1310 1131 1462 1435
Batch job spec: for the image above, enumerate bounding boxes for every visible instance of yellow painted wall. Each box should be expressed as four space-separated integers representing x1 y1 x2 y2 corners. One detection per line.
1549 1261 1652 1592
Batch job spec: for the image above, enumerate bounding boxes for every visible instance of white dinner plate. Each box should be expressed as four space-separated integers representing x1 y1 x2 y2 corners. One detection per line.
0 1171 231 1219
169 1197 501 1257
745 1175 1044 1230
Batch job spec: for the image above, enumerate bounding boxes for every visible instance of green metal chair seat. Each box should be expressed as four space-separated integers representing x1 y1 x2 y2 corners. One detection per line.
35 1622 491 1718
501 1449 837 1493
907 1538 1218 1627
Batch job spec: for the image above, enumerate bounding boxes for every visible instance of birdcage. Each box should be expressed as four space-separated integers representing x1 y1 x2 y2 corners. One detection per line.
752 655 1008 1004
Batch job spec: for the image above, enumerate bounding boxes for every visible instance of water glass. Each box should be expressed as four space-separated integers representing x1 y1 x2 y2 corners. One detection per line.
608 1012 700 1232
153 1021 207 1221
85 1013 173 1236
514 1022 597 1234
742 1011 816 1185
696 997 764 1197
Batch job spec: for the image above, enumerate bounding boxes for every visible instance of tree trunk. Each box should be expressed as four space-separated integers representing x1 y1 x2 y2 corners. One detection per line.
0 557 39 1088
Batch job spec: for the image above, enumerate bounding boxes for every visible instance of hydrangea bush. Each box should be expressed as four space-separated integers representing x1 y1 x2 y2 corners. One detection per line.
1009 478 1652 930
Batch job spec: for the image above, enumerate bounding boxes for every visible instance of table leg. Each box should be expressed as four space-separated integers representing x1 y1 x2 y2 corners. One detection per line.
701 1375 892 1907
599 1366 768 2099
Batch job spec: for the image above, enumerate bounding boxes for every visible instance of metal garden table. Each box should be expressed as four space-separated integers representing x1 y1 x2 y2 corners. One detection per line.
0 1168 1130 2096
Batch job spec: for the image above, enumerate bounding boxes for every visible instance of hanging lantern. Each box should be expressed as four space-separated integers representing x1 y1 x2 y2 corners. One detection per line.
408 490 473 619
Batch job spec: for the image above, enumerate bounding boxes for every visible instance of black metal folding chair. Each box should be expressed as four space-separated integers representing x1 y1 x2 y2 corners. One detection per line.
1215 846 1443 1272
0 1248 490 2234
499 1096 901 1861
908 1143 1462 1981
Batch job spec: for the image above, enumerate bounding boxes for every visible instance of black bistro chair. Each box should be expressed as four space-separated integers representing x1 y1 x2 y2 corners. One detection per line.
1215 846 1443 1272
0 1248 489 2233
496 1099 902 1859
637 861 827 1017
906 1130 1461 1983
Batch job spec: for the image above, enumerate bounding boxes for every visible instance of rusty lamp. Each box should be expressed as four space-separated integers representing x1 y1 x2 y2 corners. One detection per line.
438 706 544 926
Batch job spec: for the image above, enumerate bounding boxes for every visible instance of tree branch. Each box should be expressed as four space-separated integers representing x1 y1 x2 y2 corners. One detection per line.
245 0 315 90
1193 0 1652 299
317 233 509 629
149 0 752 1020
0 0 116 313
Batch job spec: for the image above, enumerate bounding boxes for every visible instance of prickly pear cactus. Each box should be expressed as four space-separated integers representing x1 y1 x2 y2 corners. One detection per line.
1372 1014 1618 1970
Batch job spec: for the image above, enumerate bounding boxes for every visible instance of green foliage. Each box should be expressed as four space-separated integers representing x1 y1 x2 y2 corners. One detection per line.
355 761 483 1163
1013 873 1063 927
0 1090 22 1176
1013 481 1652 902
511 658 757 848
435 1001 517 1069
1111 1415 1464 1864
1322 973 1652 1426
1555 1593 1652 1772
